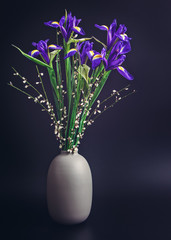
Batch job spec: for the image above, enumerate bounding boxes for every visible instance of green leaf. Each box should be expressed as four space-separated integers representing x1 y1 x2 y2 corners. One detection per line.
12 44 51 68
89 70 111 109
47 68 61 119
65 9 67 25
47 68 60 104
78 64 90 82
49 50 61 64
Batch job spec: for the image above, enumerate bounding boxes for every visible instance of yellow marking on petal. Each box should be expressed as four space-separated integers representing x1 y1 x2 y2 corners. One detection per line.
48 44 56 48
93 54 102 60
89 51 94 57
74 26 81 32
121 47 124 52
31 50 39 55
118 66 124 71
120 33 128 40
102 25 109 30
68 48 77 53
52 21 59 25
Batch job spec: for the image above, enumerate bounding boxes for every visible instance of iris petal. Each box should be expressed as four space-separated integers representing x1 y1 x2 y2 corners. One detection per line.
48 44 63 50
92 58 102 69
116 66 134 80
32 42 37 47
92 54 103 60
29 49 40 57
106 55 126 71
59 16 65 26
120 41 131 54
60 26 68 42
64 48 77 59
92 54 103 69
72 26 85 35
115 33 130 42
44 21 60 28
87 50 95 60
95 24 108 31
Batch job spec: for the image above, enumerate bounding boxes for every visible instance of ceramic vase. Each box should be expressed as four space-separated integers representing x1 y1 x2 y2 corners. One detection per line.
47 151 92 224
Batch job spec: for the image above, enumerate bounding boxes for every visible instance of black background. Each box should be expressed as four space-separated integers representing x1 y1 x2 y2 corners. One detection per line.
1 0 171 239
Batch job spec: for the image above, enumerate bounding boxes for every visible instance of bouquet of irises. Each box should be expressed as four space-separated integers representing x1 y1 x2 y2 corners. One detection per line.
10 10 134 153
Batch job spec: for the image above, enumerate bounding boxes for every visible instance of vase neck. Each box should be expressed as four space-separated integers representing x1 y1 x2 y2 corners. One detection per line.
61 150 78 155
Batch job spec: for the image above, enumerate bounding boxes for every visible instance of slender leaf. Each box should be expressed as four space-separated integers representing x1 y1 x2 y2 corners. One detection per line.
48 68 61 119
56 53 64 108
12 45 51 68
89 70 111 109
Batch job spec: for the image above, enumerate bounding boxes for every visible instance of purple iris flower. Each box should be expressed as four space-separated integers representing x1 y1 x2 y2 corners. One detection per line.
61 13 85 42
103 41 133 80
80 41 93 64
64 41 93 64
95 20 131 50
29 39 63 64
44 12 85 42
64 41 84 60
87 48 106 70
44 16 65 29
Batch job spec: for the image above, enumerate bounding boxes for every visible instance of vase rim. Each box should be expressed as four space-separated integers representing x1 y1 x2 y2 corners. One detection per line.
61 150 78 154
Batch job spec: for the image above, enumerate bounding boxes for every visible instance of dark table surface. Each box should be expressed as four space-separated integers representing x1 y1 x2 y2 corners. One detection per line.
2 190 171 240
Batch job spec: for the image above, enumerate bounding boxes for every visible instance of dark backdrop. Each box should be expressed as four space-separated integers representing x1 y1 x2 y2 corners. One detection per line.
1 0 171 239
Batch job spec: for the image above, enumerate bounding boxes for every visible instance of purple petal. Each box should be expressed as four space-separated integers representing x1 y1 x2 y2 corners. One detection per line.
87 50 95 60
95 24 108 31
92 58 102 69
41 52 50 64
115 33 130 42
29 49 40 57
32 42 37 47
48 44 63 50
101 47 106 58
107 19 117 47
103 57 108 70
116 66 134 80
59 16 65 26
76 18 82 26
116 24 127 35
77 41 84 51
73 16 77 27
92 54 103 69
106 55 126 71
60 26 68 41
109 19 117 35
44 21 60 28
64 48 77 59
120 41 131 54
108 41 122 62
37 40 48 52
72 26 85 35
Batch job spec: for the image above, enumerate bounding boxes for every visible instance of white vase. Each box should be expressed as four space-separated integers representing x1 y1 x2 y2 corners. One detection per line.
47 151 93 224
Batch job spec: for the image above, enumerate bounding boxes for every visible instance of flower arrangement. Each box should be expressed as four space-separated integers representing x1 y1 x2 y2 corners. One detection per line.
10 10 135 153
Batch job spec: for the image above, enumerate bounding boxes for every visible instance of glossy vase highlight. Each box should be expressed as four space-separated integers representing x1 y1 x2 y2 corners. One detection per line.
47 151 93 224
